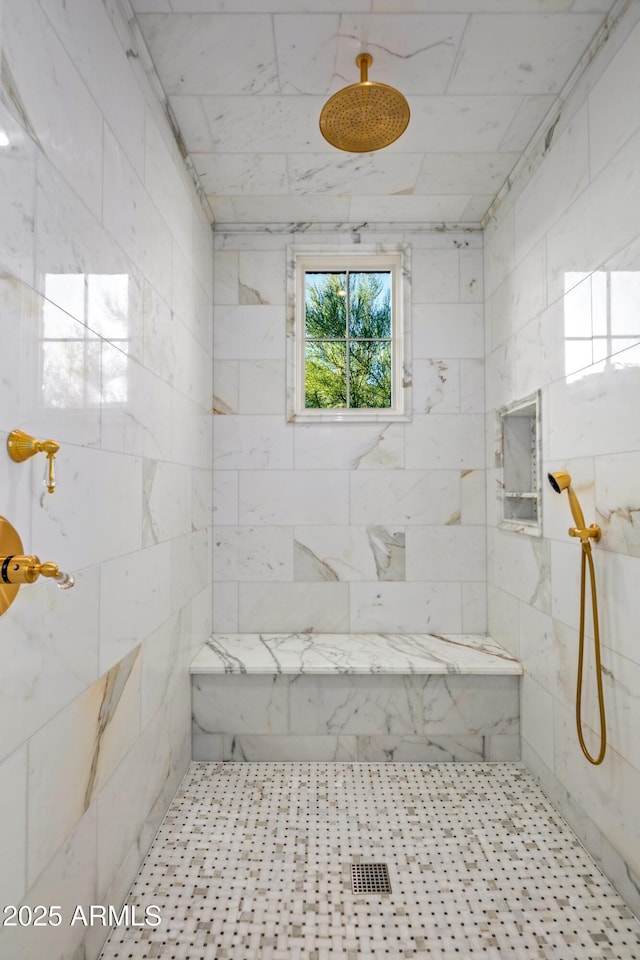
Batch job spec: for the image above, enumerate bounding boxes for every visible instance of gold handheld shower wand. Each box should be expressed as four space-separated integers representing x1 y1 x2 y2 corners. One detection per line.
548 471 606 765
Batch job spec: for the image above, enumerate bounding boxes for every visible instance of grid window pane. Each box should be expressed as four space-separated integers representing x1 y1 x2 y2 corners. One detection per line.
305 272 347 338
305 340 347 408
348 272 391 338
303 268 393 411
349 341 392 409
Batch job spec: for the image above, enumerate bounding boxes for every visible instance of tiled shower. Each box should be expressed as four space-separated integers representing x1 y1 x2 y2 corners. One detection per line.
0 0 639 958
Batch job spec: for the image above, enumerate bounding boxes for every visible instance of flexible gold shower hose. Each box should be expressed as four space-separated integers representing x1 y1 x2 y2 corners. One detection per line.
576 540 607 765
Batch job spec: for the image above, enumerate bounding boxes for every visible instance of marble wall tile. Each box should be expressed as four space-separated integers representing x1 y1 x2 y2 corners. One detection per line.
0 805 97 960
514 106 589 265
0 1 213 954
411 359 461 414
350 470 462 526
462 582 488 633
214 229 487 654
214 416 293 470
491 530 551 613
587 18 640 180
518 604 561 699
552 702 640 883
96 691 191 904
0 566 100 763
237 360 286 415
405 414 485 470
294 525 405 582
222 735 357 763
191 466 213 533
144 114 194 259
213 304 285 360
103 129 173 307
460 359 485 414
239 470 348 525
487 583 520 659
485 1 640 920
548 129 640 307
411 248 460 303
355 735 488 763
214 525 292 581
596 549 640 668
193 675 289 736
513 300 567 397
461 467 486 525
32 447 143 568
192 732 223 762
0 745 27 907
212 582 239 632
294 422 405 470
4 0 103 218
27 647 141 886
405 526 486 582
289 675 425 736
238 250 287 306
0 275 103 449
484 205 515 299
350 582 462 633
192 672 519 762
0 102 36 286
413 304 484 358
213 360 238 414
143 281 176 385
422 675 519 735
171 242 213 351
169 528 211 614
213 250 239 305
595 451 640 559
42 0 146 171
140 613 184 728
99 545 172 673
486 240 547 351
459 247 484 303
521 673 555 772
238 582 350 633
213 472 238 526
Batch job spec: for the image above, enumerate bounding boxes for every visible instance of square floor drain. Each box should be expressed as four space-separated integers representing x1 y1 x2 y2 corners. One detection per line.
350 862 392 894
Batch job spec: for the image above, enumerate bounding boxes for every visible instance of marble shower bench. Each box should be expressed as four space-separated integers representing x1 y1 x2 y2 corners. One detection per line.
191 633 522 763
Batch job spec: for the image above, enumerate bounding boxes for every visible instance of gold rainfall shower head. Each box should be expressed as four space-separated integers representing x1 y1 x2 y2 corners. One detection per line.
319 53 410 153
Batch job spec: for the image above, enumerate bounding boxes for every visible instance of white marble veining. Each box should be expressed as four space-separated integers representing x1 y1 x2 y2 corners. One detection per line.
191 633 522 676
0 2 213 959
213 233 488 643
133 6 613 225
191 637 520 762
485 2 640 922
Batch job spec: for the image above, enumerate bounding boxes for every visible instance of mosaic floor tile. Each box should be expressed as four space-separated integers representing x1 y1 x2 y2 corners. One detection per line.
100 762 640 960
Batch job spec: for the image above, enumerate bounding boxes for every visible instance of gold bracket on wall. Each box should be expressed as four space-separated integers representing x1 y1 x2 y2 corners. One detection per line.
0 516 75 617
7 429 60 493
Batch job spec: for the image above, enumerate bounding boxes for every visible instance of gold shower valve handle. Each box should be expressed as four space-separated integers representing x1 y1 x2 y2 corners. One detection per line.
7 429 60 493
568 524 601 542
0 554 75 588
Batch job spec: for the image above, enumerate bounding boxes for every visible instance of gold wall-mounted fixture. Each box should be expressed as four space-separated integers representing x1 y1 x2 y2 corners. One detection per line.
319 53 410 153
548 471 606 765
7 429 60 493
0 516 74 617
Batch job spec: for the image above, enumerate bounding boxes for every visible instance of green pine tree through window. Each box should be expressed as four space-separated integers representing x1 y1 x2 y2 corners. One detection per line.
304 270 392 409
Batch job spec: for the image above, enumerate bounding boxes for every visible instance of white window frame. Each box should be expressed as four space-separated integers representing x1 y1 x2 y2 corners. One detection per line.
287 246 411 423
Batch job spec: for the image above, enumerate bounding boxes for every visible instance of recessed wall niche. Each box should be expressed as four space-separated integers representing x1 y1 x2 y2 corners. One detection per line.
497 392 541 536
